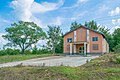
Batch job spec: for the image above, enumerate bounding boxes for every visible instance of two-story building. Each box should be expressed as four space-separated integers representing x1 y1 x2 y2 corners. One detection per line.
63 26 109 55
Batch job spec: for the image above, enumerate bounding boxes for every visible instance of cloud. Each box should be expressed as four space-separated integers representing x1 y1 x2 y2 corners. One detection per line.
75 0 88 7
51 17 62 26
62 0 88 10
109 7 120 16
10 0 64 27
70 11 87 20
114 26 120 29
0 16 11 28
0 33 7 49
32 0 64 13
112 19 120 24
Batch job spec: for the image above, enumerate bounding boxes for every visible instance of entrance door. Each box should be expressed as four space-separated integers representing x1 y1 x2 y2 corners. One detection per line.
79 46 84 54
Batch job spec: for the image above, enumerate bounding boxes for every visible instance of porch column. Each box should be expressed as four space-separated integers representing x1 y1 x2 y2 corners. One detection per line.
70 43 72 55
84 43 87 56
87 44 90 53
74 45 76 53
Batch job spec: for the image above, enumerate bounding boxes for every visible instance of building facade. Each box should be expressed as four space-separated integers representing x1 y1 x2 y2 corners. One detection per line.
63 26 109 55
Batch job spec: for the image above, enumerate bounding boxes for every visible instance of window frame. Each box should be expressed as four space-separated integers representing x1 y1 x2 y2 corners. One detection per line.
67 38 72 43
92 37 98 42
92 44 99 50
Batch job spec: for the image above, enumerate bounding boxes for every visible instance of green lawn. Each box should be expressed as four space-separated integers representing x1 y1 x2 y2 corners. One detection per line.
0 54 53 64
0 53 120 80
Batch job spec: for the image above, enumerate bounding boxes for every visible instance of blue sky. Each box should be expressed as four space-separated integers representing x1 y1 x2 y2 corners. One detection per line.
0 0 120 48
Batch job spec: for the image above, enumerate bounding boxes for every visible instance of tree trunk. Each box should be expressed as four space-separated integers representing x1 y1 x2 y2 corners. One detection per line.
53 47 55 54
21 49 25 54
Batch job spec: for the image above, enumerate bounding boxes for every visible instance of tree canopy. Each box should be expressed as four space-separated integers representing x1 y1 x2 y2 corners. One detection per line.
70 21 82 31
2 21 46 54
47 25 62 54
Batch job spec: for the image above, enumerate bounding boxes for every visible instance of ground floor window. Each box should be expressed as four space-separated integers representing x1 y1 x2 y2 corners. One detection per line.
92 44 99 50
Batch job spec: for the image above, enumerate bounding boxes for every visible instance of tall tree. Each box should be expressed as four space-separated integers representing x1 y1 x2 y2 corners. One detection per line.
84 20 99 30
70 21 82 31
113 28 120 47
2 21 46 54
47 25 62 54
55 33 63 53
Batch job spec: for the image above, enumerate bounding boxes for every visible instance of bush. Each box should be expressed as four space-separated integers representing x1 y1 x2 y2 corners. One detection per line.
0 48 20 56
0 48 52 56
114 44 120 53
116 56 120 64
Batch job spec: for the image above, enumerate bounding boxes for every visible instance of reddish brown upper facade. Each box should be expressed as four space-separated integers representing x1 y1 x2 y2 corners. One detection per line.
63 26 109 55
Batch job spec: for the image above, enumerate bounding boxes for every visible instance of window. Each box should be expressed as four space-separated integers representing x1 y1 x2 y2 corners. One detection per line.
92 37 98 42
92 44 99 50
67 38 72 43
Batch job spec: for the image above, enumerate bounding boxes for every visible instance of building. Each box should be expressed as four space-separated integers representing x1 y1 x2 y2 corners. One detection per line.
63 26 109 55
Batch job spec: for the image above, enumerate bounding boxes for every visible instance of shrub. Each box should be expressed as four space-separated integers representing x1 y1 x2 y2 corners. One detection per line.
116 56 120 64
114 44 120 53
0 48 20 56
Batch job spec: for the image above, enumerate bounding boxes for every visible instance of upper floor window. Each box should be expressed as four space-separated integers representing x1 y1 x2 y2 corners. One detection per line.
92 37 98 42
67 38 72 43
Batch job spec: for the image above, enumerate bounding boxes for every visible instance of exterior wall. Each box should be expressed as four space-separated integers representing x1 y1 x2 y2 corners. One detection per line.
64 32 74 53
76 27 87 42
102 38 109 53
63 27 109 54
89 30 103 53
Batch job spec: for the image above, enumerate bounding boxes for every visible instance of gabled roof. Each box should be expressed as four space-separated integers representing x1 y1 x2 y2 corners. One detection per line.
63 26 106 39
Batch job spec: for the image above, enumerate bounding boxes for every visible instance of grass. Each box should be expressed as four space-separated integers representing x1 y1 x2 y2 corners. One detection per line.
0 53 120 80
0 54 53 64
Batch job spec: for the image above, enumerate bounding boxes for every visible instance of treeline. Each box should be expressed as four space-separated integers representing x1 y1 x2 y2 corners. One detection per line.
0 20 120 55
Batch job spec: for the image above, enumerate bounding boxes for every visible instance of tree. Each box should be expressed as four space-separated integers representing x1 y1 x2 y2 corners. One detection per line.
2 21 46 54
55 34 63 53
112 28 120 52
70 21 82 31
84 20 99 30
47 25 62 54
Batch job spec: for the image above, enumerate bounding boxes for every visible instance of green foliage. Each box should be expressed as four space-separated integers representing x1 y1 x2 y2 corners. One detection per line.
55 36 63 53
2 21 46 54
84 20 99 30
0 48 20 56
114 44 120 52
113 28 120 45
47 25 62 54
32 48 52 54
70 21 82 31
116 56 120 64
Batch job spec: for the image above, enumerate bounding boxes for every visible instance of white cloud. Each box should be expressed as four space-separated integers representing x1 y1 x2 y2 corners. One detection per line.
62 0 88 10
51 17 62 26
0 33 7 49
10 0 64 27
32 0 64 13
71 11 87 20
75 0 88 7
112 19 120 24
109 7 120 16
114 26 120 29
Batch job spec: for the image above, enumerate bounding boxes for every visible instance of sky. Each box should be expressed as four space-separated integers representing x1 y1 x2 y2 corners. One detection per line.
0 0 120 49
